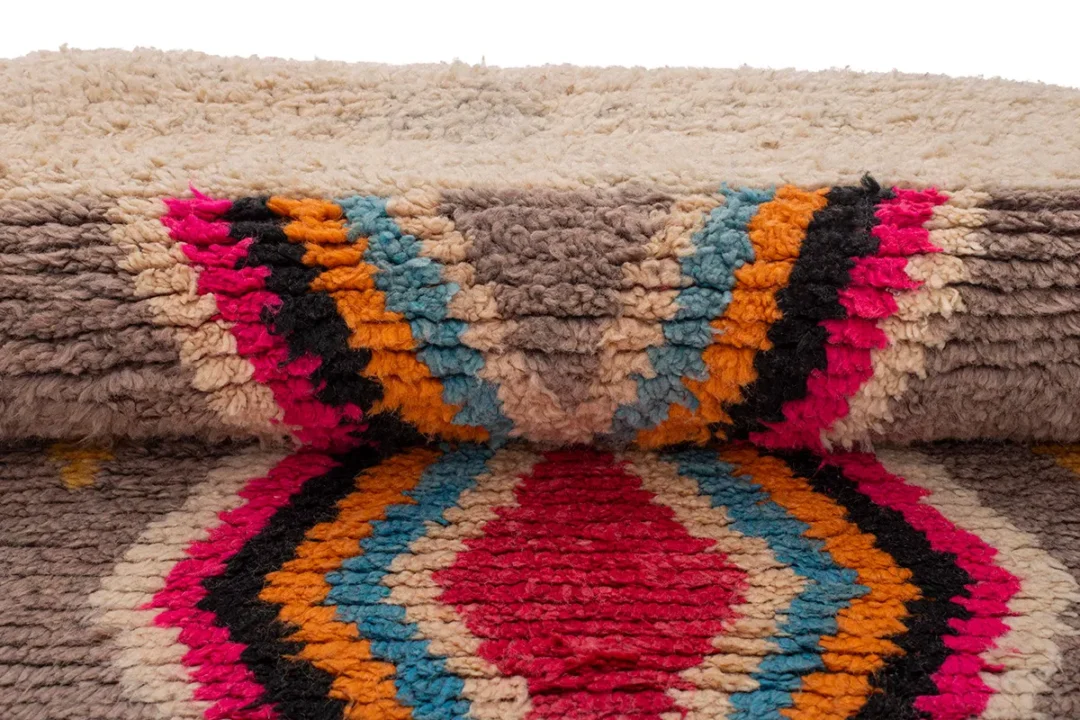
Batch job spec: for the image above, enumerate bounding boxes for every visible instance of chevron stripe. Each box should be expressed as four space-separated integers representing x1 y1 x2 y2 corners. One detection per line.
326 445 495 719
821 452 1019 720
619 187 768 440
621 451 806 718
662 447 870 720
258 448 440 720
340 195 509 443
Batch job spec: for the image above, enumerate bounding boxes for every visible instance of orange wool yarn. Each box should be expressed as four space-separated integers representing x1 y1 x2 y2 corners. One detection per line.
638 188 827 447
259 449 438 720
267 197 487 442
721 447 918 720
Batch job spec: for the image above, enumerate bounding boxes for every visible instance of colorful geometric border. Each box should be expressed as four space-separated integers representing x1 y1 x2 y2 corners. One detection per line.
162 179 944 451
88 443 1079 720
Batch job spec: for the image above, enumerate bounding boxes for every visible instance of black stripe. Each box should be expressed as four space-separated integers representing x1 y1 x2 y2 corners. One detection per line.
226 197 384 412
725 177 887 437
781 451 973 720
198 447 385 720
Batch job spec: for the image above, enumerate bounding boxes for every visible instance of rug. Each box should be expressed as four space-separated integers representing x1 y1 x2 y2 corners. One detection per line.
3 49 1080 720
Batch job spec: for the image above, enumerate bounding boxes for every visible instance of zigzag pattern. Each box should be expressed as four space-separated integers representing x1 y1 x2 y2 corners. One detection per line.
106 445 1028 720
165 179 940 450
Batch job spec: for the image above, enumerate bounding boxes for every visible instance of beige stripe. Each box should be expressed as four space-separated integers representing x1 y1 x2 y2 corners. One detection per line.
824 192 981 449
393 191 720 445
878 449 1080 720
474 351 631 443
88 449 286 719
383 446 540 720
618 287 681 320
600 317 667 351
448 284 499 322
621 451 806 719
110 196 285 440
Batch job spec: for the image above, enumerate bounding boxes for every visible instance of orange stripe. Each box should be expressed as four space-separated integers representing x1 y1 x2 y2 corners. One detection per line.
266 197 487 442
637 187 827 447
259 448 440 720
720 446 919 720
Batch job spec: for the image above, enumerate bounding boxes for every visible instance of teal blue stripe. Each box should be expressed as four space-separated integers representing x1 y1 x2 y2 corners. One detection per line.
611 188 772 439
665 449 868 720
338 196 512 443
325 445 494 720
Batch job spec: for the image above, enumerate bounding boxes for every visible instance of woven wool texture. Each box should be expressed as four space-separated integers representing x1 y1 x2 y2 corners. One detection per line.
3 49 1080 720
8 440 1080 720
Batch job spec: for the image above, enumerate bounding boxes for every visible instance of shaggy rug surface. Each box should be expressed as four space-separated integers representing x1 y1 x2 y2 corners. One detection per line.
3 49 1080 720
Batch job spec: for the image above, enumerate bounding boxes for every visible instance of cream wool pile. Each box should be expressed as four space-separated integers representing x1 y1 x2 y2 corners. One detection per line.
3 48 1080 720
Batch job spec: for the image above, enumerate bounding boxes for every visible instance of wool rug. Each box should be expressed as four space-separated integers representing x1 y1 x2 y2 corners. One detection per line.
3 49 1080 720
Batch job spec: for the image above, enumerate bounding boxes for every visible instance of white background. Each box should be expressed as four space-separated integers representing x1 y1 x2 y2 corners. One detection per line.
2 0 1078 89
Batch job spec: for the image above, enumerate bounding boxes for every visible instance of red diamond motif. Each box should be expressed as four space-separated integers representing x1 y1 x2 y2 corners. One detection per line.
435 450 748 719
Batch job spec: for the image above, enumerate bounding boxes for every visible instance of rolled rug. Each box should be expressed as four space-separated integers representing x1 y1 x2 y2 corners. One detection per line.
2 49 1080 720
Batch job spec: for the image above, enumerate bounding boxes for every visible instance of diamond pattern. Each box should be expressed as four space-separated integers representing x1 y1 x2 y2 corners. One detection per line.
435 450 748 719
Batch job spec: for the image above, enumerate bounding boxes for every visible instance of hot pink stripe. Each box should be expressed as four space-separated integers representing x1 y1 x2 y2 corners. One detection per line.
183 237 255 267
147 451 339 720
751 187 947 450
163 190 363 451
825 452 1020 720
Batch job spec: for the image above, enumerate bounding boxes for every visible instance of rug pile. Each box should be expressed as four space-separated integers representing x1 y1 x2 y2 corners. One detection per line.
2 49 1080 720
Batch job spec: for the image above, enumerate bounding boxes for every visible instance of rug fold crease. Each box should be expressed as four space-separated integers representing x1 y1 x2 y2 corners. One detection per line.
3 49 1080 720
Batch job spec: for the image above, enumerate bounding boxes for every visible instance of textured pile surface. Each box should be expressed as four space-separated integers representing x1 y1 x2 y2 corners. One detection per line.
3 49 1080 720
5 182 1080 448
6 440 1080 720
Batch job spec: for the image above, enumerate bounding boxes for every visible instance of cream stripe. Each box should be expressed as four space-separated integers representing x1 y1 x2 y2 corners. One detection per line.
383 446 541 720
878 449 1080 720
824 192 982 449
622 451 806 719
88 449 286 719
111 196 285 439
471 194 718 444
475 351 634 444
396 191 720 444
